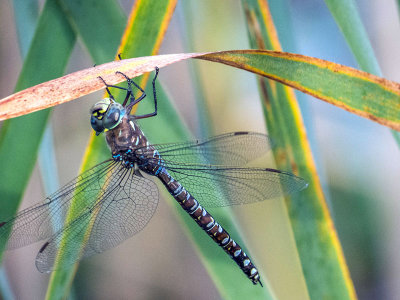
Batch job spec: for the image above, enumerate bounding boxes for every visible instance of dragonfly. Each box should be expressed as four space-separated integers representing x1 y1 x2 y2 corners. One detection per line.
0 67 308 286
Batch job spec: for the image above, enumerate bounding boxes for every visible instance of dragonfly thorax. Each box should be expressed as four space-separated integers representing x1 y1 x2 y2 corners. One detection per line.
89 97 158 170
104 117 163 174
105 114 147 148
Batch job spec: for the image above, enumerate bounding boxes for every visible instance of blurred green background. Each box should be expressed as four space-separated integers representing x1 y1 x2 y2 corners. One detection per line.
0 0 399 299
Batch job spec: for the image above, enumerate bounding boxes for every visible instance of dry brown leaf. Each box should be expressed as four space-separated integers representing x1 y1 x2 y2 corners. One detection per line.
0 53 206 121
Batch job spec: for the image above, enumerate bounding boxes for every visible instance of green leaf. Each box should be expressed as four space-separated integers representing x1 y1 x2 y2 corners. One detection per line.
45 1 182 300
58 0 126 64
324 0 400 147
0 0 76 262
324 0 381 76
12 0 39 57
44 0 127 299
197 50 400 131
242 1 355 299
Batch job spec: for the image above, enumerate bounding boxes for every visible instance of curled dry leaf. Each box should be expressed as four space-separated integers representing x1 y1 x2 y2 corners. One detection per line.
0 53 207 121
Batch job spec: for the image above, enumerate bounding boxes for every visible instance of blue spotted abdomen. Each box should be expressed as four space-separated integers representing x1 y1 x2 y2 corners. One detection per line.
157 168 261 285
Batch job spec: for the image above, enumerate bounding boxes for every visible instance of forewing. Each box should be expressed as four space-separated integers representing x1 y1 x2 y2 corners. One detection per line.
35 168 159 273
135 131 306 207
165 165 308 207
137 132 271 166
0 160 117 250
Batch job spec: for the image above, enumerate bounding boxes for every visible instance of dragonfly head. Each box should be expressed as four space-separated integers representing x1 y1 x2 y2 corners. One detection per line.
90 98 126 135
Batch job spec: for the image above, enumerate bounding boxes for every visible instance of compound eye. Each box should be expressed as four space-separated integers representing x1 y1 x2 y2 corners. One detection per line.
90 115 104 133
103 104 125 129
90 98 112 115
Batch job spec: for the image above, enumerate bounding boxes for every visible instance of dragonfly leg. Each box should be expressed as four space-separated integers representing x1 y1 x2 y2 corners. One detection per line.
115 71 146 108
99 67 159 118
98 54 146 106
133 67 159 120
97 76 133 105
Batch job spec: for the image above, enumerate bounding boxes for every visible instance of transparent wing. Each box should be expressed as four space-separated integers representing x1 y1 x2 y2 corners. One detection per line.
35 168 158 273
0 160 117 250
138 132 272 166
135 131 307 207
163 164 308 207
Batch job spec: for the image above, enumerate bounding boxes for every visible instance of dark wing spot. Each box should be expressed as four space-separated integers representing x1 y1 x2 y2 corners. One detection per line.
234 131 250 136
39 241 50 253
265 168 281 173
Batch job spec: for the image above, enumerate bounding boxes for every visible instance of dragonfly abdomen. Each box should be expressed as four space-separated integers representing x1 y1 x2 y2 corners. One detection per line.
157 168 262 286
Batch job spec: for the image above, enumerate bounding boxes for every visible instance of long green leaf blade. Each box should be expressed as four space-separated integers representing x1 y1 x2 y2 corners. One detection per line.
44 0 126 298
0 1 39 298
323 0 400 141
0 0 76 262
242 1 356 299
324 0 381 76
197 50 400 131
45 2 182 300
318 1 400 145
59 0 126 64
12 0 39 57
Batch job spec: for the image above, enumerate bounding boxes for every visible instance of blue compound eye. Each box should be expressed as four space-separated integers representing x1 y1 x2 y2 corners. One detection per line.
103 106 120 129
89 99 125 135
90 115 104 134
103 104 125 130
90 98 113 135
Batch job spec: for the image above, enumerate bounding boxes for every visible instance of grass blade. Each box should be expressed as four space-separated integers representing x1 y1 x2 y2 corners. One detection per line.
242 1 356 299
44 0 126 298
323 0 400 144
0 0 76 262
324 0 381 76
59 0 126 64
0 1 40 298
12 0 39 57
45 1 180 299
197 50 400 131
